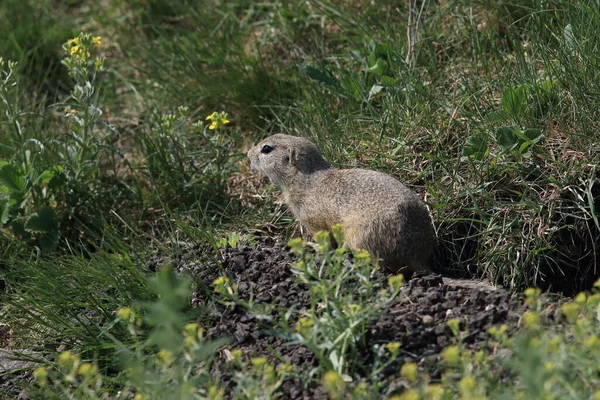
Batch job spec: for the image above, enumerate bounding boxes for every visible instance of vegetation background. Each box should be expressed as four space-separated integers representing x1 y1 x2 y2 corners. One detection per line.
0 0 599 398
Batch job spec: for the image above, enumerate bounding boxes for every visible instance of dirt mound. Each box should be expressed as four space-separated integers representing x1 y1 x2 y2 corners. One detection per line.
180 235 528 399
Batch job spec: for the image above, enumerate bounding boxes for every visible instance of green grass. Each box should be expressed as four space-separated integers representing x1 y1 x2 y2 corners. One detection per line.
1 0 600 398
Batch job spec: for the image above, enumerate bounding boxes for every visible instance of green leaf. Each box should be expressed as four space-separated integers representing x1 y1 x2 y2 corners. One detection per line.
34 165 65 186
537 80 556 96
48 170 67 191
523 129 542 143
519 140 533 154
501 85 529 119
563 24 577 51
374 42 391 57
299 64 337 86
25 207 60 252
495 126 520 150
0 199 9 224
11 218 26 236
0 164 25 193
368 84 385 100
380 75 396 87
38 231 60 253
463 134 488 160
24 207 59 234
366 58 386 76
367 51 377 67
484 110 510 124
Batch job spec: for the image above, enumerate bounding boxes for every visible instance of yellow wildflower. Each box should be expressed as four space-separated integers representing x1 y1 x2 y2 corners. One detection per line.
205 111 230 130
458 375 477 397
543 361 555 372
331 224 345 245
278 363 293 376
263 364 276 382
78 362 97 376
528 337 541 348
229 349 243 364
67 38 80 48
343 303 362 316
441 345 460 365
488 324 507 341
447 318 461 335
69 45 81 56
33 366 48 388
288 238 305 255
560 302 579 322
322 370 345 397
212 276 230 294
388 274 404 291
57 351 79 371
385 341 401 356
295 260 307 272
156 349 173 366
183 322 199 337
523 287 540 305
400 362 418 382
116 307 134 322
295 316 314 337
574 292 587 304
587 293 600 307
94 57 106 72
314 230 331 251
92 36 102 46
184 336 197 348
522 311 540 329
426 384 444 400
584 335 599 351
250 356 268 371
207 386 225 400
353 249 371 266
394 389 420 400
547 335 562 353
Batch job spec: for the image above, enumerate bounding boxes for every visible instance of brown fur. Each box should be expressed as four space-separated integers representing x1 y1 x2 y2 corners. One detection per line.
247 134 436 275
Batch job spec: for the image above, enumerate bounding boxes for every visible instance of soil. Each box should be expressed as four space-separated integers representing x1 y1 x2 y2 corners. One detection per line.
179 234 532 399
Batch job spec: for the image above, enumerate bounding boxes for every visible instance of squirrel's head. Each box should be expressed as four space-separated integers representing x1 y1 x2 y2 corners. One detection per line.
247 134 331 188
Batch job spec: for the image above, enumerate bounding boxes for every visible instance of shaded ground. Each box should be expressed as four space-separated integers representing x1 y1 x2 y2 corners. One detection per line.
181 235 531 399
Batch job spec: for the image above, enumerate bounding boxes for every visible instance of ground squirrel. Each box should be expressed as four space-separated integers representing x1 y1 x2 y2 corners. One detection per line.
247 134 436 276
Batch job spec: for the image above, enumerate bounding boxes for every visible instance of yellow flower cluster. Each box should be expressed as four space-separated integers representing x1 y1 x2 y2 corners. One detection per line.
295 316 315 337
400 362 418 382
388 274 404 291
385 341 401 356
205 111 230 130
447 318 461 336
322 370 346 398
182 322 204 349
353 249 371 266
288 238 305 255
66 35 102 62
34 350 101 389
212 275 237 297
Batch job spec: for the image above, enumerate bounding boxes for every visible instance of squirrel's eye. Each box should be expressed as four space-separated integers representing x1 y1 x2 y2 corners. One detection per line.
261 145 273 154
